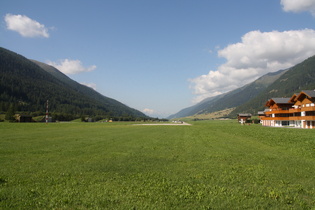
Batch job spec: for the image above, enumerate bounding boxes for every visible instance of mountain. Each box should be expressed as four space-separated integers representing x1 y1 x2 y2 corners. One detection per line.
230 55 315 116
168 94 226 119
170 55 315 119
0 47 148 121
168 68 287 119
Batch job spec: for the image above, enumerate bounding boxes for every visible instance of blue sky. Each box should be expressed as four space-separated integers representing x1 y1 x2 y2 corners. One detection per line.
1 0 315 117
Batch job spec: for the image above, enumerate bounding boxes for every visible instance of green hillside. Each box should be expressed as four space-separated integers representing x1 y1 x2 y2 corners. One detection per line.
0 47 148 121
167 94 226 119
230 55 315 116
169 69 287 119
170 55 315 119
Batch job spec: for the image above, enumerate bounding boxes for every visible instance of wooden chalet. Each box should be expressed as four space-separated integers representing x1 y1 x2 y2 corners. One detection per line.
237 113 252 124
261 90 315 129
262 98 293 127
257 111 266 121
289 90 315 128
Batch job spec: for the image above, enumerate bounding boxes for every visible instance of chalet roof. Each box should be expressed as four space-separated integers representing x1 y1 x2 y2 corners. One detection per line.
301 90 315 98
288 93 299 103
271 98 292 104
295 90 315 102
265 98 293 107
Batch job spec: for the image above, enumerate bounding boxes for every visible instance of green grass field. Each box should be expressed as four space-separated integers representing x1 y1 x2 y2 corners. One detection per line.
1 121 314 209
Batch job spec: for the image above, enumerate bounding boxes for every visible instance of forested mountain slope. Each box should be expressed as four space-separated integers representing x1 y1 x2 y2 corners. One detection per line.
170 55 315 119
169 68 287 119
230 55 315 117
0 47 147 120
167 94 226 119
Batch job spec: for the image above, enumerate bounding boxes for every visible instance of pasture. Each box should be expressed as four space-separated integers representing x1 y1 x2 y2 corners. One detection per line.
0 120 314 209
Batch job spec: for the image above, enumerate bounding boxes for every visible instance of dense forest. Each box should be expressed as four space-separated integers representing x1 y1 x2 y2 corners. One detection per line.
0 47 149 121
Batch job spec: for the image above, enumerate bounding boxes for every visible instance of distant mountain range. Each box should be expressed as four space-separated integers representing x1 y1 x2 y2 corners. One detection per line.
0 47 148 121
169 55 315 119
2 46 315 121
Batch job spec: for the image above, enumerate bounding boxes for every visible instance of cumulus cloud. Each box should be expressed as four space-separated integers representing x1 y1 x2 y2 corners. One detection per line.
81 82 97 90
143 108 155 115
190 29 315 103
4 14 50 38
47 59 96 75
281 0 315 16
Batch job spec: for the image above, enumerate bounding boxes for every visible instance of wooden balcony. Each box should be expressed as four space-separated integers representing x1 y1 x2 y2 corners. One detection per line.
261 117 290 121
303 116 315 121
262 116 315 121
289 108 301 113
301 106 315 112
288 116 302 121
265 109 290 115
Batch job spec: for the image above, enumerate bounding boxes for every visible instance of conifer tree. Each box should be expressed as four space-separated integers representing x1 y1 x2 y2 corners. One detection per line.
5 104 15 121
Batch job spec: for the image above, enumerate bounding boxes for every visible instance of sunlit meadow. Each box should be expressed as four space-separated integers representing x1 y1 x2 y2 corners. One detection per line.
1 120 314 209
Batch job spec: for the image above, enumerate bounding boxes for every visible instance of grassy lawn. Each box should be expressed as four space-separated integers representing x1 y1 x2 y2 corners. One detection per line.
0 121 314 209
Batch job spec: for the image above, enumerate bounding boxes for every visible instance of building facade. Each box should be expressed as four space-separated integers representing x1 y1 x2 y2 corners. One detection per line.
237 113 252 124
260 90 315 129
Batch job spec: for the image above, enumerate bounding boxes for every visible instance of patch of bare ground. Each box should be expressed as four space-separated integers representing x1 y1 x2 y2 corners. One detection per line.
190 108 235 120
134 122 191 126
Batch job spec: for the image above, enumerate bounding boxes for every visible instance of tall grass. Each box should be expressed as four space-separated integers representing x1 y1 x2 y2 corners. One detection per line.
0 121 314 209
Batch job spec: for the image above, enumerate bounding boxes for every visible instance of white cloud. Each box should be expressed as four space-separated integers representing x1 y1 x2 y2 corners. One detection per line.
81 82 97 90
281 0 315 16
190 29 315 103
4 14 50 38
143 108 155 115
47 59 96 75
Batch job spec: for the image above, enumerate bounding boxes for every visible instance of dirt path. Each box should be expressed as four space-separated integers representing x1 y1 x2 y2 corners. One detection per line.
134 122 191 126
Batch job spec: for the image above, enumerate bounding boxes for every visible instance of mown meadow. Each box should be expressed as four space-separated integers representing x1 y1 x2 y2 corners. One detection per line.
0 120 314 209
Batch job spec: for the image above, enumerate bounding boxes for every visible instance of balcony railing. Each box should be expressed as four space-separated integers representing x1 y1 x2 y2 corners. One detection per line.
289 108 301 113
301 106 315 112
261 116 315 121
265 109 290 114
302 116 315 121
261 117 290 121
288 116 302 121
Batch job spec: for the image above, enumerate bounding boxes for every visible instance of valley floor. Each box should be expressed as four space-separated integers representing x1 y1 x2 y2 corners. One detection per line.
134 122 191 126
0 120 314 209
